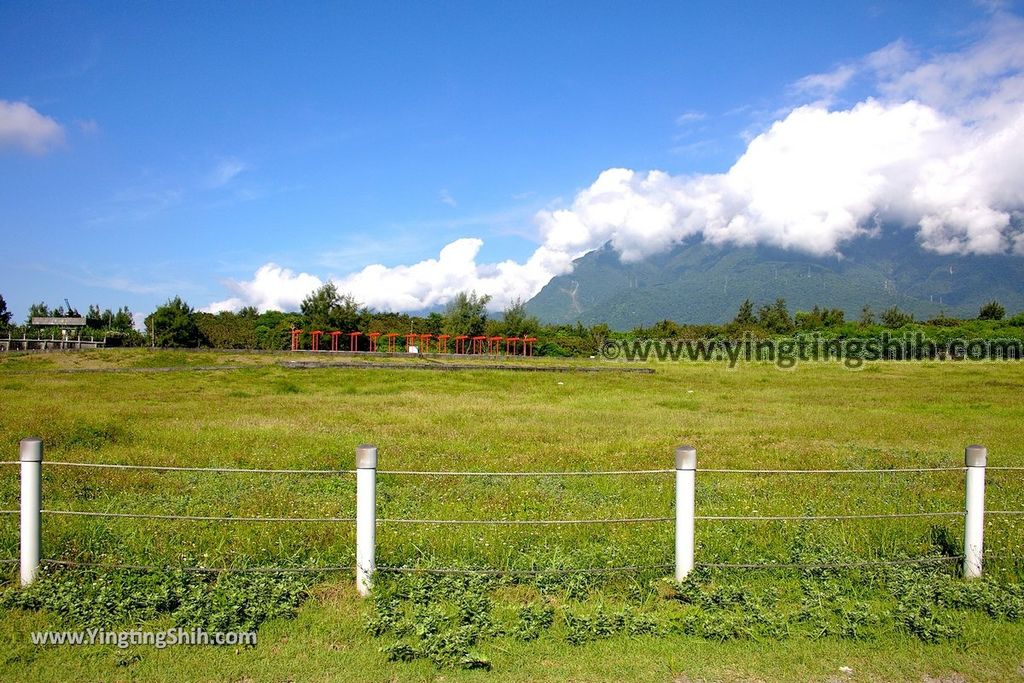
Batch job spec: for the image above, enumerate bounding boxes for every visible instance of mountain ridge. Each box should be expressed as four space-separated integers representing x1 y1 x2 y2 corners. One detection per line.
525 228 1024 328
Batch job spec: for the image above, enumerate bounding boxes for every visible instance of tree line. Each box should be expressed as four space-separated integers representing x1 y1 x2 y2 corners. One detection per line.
2 289 1021 356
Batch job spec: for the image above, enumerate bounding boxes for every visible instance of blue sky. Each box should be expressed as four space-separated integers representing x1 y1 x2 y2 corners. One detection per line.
2 1 1021 320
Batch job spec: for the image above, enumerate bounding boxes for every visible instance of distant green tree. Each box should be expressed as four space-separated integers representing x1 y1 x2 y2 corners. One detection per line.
26 302 49 325
642 319 684 339
145 297 201 347
859 305 875 327
86 304 103 328
796 305 846 330
757 298 794 334
442 291 491 337
0 294 11 329
733 299 756 326
423 311 444 335
300 282 365 331
880 306 914 328
500 298 540 337
111 307 135 332
588 323 612 354
978 300 1005 321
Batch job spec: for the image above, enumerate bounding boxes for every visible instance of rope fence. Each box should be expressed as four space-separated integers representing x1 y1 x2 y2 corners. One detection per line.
44 461 355 474
2 440 1022 592
0 556 982 575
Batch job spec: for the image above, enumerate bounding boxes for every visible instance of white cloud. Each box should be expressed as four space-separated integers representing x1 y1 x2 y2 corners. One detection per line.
204 264 322 313
535 14 1024 260
206 158 248 188
334 238 571 311
205 15 1024 313
793 65 857 101
439 189 458 207
0 100 65 154
675 111 706 125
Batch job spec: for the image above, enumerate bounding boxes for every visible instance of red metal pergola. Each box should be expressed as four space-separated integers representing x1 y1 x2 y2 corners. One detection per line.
290 328 302 351
454 335 468 354
523 336 538 356
329 330 342 352
384 332 399 353
436 334 450 353
368 332 381 352
348 331 361 352
405 333 418 352
471 335 486 354
419 333 432 354
488 335 502 355
310 330 323 352
506 337 520 356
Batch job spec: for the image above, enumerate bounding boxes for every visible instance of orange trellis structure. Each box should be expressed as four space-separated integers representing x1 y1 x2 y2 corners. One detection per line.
298 329 542 357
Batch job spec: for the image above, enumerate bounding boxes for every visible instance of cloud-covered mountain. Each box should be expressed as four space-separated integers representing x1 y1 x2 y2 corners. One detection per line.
526 227 1024 328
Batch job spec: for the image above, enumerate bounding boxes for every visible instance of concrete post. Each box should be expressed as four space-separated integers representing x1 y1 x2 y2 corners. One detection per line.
20 438 42 586
355 444 377 596
963 444 986 579
675 445 697 581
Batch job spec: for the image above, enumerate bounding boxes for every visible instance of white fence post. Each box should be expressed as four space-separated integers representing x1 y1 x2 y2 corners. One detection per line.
355 444 377 596
675 445 697 581
20 437 43 586
963 444 986 579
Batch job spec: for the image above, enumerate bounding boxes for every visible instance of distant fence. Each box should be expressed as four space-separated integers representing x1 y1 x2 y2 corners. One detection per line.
3 439 1023 594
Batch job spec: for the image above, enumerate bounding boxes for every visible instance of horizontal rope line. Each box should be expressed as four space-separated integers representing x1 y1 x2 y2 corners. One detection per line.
28 558 967 574
26 510 972 524
988 510 1024 515
8 462 1014 475
0 558 18 565
44 462 354 474
41 559 354 573
697 511 964 521
697 556 963 569
378 516 673 525
379 469 673 476
701 467 965 474
376 564 674 575
988 466 1024 471
43 510 355 523
0 510 17 515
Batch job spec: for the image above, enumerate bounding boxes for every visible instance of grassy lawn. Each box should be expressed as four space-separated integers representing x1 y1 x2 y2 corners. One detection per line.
0 349 1022 681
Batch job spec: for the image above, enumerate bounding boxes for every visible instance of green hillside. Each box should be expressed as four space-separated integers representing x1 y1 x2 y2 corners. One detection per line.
526 229 1024 327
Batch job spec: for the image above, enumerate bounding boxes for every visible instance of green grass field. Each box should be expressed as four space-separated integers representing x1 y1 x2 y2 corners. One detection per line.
0 349 1022 682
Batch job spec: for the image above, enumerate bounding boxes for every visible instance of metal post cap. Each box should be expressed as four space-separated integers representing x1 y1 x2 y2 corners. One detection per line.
355 444 378 469
675 445 697 470
965 445 987 467
19 437 43 462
